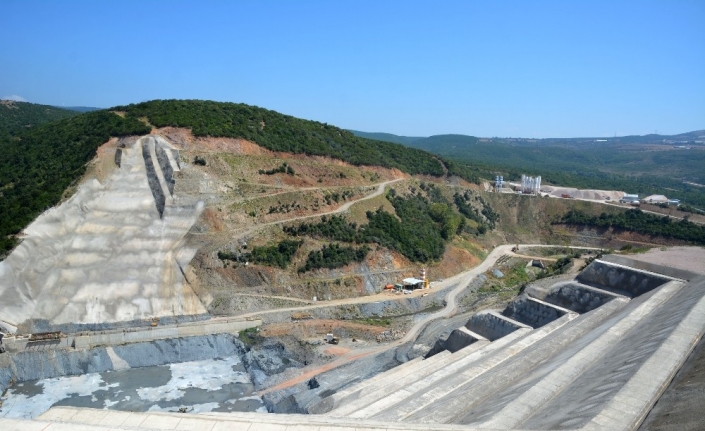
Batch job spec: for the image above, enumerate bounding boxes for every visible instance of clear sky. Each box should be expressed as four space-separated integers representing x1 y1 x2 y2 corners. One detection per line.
1 1 703 138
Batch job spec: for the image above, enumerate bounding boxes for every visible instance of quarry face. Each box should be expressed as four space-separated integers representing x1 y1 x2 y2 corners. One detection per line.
0 135 207 332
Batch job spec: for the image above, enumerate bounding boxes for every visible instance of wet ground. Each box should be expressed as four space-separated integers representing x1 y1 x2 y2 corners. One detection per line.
0 356 266 419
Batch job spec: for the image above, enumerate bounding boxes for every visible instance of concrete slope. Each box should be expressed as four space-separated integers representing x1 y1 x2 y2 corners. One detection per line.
450 280 685 427
327 340 490 417
371 304 608 422
0 135 206 331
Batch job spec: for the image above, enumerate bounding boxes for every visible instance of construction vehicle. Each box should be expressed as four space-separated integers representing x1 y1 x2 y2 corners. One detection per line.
325 333 339 345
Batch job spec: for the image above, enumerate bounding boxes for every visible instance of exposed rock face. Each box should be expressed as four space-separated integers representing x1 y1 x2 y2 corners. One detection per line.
0 135 206 331
0 334 246 396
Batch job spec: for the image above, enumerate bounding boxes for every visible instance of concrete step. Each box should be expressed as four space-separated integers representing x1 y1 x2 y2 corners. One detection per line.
444 327 486 353
381 298 626 423
576 259 675 298
348 312 575 421
309 352 447 414
466 310 532 341
410 280 685 425
425 325 487 357
501 295 572 328
527 280 627 314
327 338 492 417
517 278 705 431
340 329 535 419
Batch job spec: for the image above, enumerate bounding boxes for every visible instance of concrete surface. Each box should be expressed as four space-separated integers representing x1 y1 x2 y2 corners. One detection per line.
465 310 530 341
308 259 704 431
11 406 503 430
0 135 206 331
501 296 571 328
638 306 705 431
1 255 703 431
1 318 260 352
577 259 674 297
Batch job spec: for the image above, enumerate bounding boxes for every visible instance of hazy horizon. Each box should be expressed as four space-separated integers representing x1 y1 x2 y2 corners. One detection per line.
1 0 703 138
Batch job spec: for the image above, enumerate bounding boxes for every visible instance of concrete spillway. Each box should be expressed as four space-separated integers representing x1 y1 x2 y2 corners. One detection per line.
309 258 705 431
0 135 207 332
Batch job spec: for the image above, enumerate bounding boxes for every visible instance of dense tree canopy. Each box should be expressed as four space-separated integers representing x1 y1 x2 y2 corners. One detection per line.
116 100 463 179
0 101 79 140
285 186 487 264
557 209 705 245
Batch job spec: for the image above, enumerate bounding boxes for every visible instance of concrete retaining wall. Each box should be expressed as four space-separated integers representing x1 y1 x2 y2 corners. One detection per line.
444 327 484 353
577 259 673 297
502 296 569 328
528 281 622 314
601 254 697 281
1 318 260 353
426 326 485 357
466 311 529 341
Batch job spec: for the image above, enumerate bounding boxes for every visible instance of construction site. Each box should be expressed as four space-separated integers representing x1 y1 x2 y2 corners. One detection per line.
0 133 704 431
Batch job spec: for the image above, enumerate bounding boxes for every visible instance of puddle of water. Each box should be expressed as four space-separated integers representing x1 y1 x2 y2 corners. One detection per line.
0 356 265 419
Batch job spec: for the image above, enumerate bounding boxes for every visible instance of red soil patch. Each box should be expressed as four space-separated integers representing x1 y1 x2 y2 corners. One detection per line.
201 207 224 232
323 346 351 356
259 319 387 339
154 127 271 155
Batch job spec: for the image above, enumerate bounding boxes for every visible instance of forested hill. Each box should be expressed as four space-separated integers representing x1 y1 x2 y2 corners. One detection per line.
0 99 482 257
116 100 479 181
0 100 79 139
353 129 705 208
348 130 424 146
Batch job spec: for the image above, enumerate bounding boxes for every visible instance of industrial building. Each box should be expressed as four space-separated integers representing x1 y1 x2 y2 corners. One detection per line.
520 174 541 195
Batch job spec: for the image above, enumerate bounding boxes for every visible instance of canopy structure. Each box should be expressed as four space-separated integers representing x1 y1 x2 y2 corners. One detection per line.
403 278 425 288
643 194 668 203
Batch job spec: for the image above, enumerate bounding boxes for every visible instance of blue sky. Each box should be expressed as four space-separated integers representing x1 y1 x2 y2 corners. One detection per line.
1 1 703 138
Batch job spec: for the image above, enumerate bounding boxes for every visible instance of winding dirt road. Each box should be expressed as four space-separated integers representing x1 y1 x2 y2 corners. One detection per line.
223 178 404 241
257 244 601 394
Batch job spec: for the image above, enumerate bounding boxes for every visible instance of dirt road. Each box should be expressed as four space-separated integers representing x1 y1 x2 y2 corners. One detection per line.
222 178 404 240
257 243 601 394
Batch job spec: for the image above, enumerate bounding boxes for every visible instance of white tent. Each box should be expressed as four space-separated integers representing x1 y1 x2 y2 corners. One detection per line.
643 194 668 203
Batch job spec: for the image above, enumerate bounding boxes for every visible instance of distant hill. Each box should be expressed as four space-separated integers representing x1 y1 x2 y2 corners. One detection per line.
59 106 102 113
348 130 424 146
352 129 705 208
0 100 80 139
